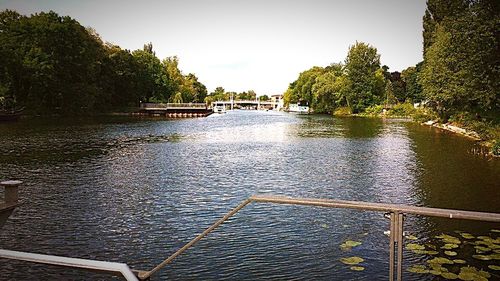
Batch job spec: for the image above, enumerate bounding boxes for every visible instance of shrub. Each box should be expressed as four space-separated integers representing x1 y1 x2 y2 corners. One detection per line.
364 105 383 116
333 107 352 116
388 103 416 117
493 140 500 156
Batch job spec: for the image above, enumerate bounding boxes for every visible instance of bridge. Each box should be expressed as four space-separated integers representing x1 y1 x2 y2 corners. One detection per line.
137 103 212 117
212 99 283 110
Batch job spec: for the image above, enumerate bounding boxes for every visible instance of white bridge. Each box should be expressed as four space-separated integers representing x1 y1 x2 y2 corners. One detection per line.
212 99 282 110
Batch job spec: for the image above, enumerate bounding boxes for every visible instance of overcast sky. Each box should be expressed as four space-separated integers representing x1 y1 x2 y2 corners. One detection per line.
1 0 427 95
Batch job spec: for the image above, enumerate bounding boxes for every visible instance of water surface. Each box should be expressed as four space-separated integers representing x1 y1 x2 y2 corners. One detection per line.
0 110 499 280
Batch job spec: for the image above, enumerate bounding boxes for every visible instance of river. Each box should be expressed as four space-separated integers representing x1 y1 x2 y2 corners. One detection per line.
0 110 499 280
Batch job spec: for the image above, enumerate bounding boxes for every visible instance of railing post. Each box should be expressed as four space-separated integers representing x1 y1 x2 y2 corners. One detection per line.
1 180 22 204
389 212 395 281
397 213 404 281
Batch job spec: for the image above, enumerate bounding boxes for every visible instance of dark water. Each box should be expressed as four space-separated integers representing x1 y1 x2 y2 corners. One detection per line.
0 110 499 280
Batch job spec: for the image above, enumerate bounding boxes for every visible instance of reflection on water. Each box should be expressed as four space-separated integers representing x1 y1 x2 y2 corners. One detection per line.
0 110 498 280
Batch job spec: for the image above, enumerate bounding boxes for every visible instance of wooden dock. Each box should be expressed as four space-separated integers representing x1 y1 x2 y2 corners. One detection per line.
137 103 212 118
0 180 21 229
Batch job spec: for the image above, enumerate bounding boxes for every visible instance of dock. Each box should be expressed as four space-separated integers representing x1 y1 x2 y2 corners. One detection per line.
137 103 213 118
0 180 21 229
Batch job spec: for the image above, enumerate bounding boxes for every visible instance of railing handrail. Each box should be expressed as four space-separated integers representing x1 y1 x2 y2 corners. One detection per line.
2 194 500 281
0 249 138 281
250 195 500 222
140 102 207 109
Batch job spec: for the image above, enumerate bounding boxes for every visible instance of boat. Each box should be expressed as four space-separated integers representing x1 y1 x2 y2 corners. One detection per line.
213 105 226 114
287 101 310 114
0 108 23 122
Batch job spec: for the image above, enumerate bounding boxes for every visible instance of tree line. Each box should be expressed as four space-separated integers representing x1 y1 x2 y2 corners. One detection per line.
0 10 207 115
284 0 499 123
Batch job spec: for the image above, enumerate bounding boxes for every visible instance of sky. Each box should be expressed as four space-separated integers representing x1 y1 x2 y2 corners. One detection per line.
0 0 427 95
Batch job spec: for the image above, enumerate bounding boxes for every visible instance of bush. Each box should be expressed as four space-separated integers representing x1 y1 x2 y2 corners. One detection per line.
333 107 352 116
388 103 416 117
493 140 500 156
364 105 383 116
412 108 438 122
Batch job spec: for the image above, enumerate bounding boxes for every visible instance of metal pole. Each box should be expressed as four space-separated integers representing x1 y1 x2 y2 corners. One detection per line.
397 213 404 281
140 198 253 280
389 212 395 281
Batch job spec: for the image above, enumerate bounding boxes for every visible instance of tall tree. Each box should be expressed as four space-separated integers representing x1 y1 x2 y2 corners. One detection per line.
344 42 385 113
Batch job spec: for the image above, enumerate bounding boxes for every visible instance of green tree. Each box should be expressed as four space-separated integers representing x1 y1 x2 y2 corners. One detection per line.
401 63 424 103
344 42 385 113
421 1 499 120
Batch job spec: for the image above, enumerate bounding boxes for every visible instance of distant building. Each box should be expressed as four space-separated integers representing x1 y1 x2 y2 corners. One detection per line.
270 94 284 111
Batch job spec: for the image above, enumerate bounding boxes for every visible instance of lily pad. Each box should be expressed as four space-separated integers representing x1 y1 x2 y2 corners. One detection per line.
407 265 429 274
461 233 475 239
411 249 438 255
441 272 459 279
458 266 490 281
442 243 459 250
427 257 454 265
342 240 362 247
491 229 500 233
488 265 500 270
453 259 466 264
474 246 491 253
340 256 364 265
444 251 458 256
472 254 492 261
406 243 425 251
406 235 418 240
350 266 365 271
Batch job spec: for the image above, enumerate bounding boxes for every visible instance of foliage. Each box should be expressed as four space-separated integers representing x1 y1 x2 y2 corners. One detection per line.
333 106 352 116
0 10 207 115
388 103 416 117
420 0 500 121
344 42 385 113
364 105 383 116
401 63 424 103
493 140 500 156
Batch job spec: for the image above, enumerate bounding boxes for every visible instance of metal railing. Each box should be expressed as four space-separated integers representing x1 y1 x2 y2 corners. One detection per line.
1 194 499 280
0 249 138 281
140 102 207 109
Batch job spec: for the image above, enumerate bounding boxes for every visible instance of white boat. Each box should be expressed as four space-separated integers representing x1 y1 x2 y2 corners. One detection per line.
213 105 226 114
288 102 309 114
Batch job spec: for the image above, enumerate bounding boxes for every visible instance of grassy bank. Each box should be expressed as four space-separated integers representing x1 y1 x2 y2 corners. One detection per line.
332 104 500 156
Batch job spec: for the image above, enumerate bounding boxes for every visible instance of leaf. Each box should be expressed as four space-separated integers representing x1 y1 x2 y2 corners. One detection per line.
340 256 364 265
407 265 429 274
472 254 491 261
461 233 475 239
427 257 454 265
342 240 362 247
406 235 418 240
350 266 365 271
406 243 425 250
442 243 459 250
444 251 457 256
441 272 459 279
488 265 500 270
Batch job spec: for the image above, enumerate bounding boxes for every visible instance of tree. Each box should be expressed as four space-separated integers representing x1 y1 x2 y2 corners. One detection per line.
132 47 167 102
421 0 499 120
259 95 270 101
401 62 424 103
344 42 385 112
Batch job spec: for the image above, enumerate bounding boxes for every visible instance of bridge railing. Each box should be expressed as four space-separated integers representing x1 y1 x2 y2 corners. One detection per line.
1 194 499 281
140 102 207 109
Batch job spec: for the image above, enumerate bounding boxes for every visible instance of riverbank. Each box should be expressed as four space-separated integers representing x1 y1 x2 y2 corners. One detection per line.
331 105 499 157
